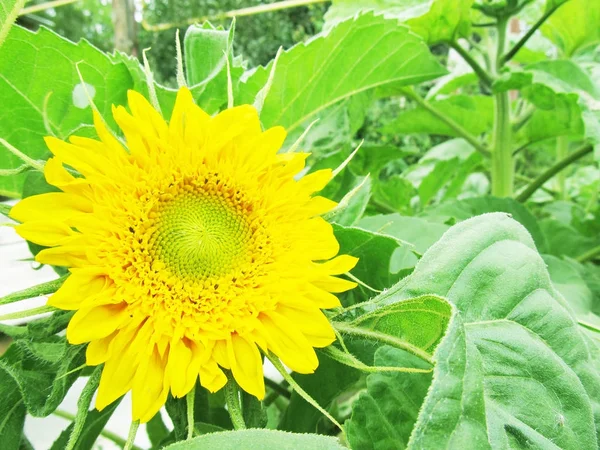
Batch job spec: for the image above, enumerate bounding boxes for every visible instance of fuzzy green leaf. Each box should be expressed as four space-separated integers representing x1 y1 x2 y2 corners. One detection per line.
237 12 446 134
0 375 26 450
163 429 346 450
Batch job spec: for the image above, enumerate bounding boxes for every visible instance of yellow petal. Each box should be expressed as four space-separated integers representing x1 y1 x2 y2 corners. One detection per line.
313 276 357 293
275 305 335 348
318 255 359 275
15 221 76 247
10 192 92 223
298 169 332 194
66 302 128 344
132 346 169 423
303 283 342 309
199 358 227 393
228 334 265 399
92 109 127 161
48 269 108 310
304 196 337 217
86 331 117 365
166 338 193 398
44 157 92 196
212 339 230 369
127 90 168 139
209 105 261 151
260 311 318 374
35 243 89 268
44 136 109 177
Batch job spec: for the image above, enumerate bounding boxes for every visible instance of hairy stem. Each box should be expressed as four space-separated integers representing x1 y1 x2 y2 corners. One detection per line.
555 136 569 199
450 42 494 87
491 18 513 197
186 385 196 439
0 276 68 306
516 143 593 202
577 245 600 263
225 375 246 430
0 305 56 322
124 421 140 450
403 89 490 156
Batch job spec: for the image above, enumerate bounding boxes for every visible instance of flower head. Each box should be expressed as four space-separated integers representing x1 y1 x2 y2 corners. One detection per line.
10 88 357 422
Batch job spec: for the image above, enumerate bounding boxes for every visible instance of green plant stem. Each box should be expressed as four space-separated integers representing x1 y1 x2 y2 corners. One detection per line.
19 0 79 16
555 137 569 199
449 42 494 87
333 322 433 365
512 105 535 132
516 143 593 202
65 368 101 450
53 409 142 450
264 377 291 399
186 385 196 440
502 5 563 63
142 0 329 32
124 421 140 450
0 305 56 322
0 276 68 306
491 18 513 197
577 245 600 263
402 89 490 156
225 375 246 430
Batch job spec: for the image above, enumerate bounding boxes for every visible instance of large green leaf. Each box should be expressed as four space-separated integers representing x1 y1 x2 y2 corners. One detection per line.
164 429 346 450
542 0 600 56
324 0 474 44
0 26 134 198
237 12 446 133
358 213 600 448
0 0 25 48
381 95 494 138
420 195 548 251
0 375 25 450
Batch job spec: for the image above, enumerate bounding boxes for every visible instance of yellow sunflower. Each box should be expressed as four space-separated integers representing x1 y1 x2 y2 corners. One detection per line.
9 88 358 423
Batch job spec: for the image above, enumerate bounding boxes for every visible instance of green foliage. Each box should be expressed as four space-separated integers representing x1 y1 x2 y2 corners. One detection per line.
163 429 346 449
542 0 600 56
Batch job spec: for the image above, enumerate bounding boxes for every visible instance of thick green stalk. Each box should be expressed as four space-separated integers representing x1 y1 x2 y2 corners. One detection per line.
491 18 513 197
555 136 569 199
186 385 196 440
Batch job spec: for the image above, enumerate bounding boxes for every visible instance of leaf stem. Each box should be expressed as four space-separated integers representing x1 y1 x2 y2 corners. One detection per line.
576 244 600 263
449 42 494 87
0 276 68 306
516 143 593 202
502 5 563 64
65 367 101 450
186 385 196 439
225 374 246 430
402 89 490 157
19 0 79 16
332 321 433 365
0 305 56 322
266 353 344 434
264 377 291 399
555 136 569 199
0 138 45 172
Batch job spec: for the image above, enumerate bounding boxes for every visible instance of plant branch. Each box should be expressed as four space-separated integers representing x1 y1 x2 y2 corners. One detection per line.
516 143 593 202
225 374 246 430
141 0 329 32
402 89 490 157
449 42 494 87
0 276 68 306
264 377 291 399
502 5 563 64
0 305 56 322
577 245 600 263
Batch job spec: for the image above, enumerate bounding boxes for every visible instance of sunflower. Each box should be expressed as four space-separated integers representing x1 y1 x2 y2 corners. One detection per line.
9 88 358 422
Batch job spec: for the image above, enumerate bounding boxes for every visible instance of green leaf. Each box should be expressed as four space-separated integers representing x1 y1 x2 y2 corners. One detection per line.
333 223 404 293
420 195 548 251
147 413 170 448
324 0 474 44
346 347 432 450
381 95 494 138
376 212 600 448
542 0 600 56
0 375 26 450
238 12 446 134
324 176 371 226
0 0 25 48
163 429 346 450
0 25 134 198
184 23 230 86
372 175 416 215
0 336 85 416
357 214 449 271
541 217 599 258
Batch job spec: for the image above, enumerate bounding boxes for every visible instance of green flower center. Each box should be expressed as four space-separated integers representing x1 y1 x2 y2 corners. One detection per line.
153 192 252 280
